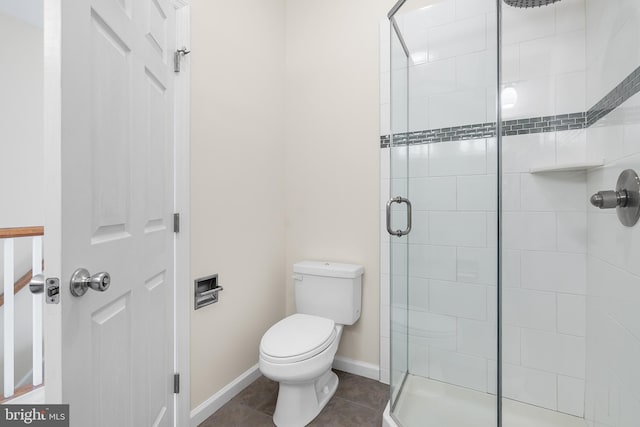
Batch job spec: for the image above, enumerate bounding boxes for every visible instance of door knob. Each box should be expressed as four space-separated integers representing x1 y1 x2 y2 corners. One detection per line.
29 274 45 294
70 268 111 297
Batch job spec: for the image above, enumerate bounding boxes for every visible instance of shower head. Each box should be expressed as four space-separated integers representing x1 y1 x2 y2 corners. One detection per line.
504 0 561 7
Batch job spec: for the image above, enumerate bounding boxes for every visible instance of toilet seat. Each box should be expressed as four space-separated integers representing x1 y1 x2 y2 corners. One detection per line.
260 314 336 364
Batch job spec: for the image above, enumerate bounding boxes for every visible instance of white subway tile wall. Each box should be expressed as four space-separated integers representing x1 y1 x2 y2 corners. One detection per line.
502 363 558 410
380 0 592 419
584 1 640 425
558 375 586 417
429 347 488 391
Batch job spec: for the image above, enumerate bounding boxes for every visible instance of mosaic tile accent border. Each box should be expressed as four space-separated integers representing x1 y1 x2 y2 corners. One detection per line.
379 113 585 147
587 65 640 127
380 66 640 148
380 122 497 148
503 113 586 135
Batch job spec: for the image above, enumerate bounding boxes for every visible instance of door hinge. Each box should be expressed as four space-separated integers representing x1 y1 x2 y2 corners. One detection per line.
174 213 180 233
174 373 180 394
174 47 191 73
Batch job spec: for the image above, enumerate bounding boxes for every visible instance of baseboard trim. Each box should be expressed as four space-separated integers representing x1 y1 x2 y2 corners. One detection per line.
189 363 261 427
333 356 380 381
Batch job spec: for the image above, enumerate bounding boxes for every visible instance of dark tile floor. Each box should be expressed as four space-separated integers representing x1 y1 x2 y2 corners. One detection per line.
199 370 389 427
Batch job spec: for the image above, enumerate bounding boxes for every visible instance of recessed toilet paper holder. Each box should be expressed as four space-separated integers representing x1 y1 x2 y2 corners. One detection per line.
590 169 640 227
194 274 224 310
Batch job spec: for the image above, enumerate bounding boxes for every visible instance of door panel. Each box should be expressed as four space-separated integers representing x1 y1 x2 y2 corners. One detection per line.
144 68 169 232
58 0 175 425
143 271 170 426
91 294 132 427
148 0 168 59
90 9 132 243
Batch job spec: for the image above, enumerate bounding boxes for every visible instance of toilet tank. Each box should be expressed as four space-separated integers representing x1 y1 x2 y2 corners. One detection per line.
293 261 363 325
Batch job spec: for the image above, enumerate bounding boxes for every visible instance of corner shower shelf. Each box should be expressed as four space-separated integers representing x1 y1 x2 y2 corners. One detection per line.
529 160 604 174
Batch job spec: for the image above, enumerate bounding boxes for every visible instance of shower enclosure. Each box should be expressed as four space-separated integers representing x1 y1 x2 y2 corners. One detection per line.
382 0 640 426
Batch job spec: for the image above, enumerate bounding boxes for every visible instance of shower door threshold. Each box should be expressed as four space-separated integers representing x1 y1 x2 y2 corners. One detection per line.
383 375 586 427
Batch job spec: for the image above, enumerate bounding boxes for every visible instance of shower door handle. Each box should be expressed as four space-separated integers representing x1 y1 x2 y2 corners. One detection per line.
386 196 412 237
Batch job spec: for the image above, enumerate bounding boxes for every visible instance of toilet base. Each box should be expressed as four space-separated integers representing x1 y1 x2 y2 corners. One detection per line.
272 369 339 427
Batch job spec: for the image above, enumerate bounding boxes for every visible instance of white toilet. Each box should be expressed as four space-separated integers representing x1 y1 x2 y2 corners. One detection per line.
259 260 363 427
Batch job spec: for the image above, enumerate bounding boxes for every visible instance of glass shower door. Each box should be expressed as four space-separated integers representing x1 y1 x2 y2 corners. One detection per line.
388 16 410 410
387 1 499 426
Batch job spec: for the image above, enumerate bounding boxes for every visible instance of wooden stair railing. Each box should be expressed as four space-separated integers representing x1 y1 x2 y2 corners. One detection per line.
0 226 44 239
0 260 45 307
0 383 44 403
0 226 46 399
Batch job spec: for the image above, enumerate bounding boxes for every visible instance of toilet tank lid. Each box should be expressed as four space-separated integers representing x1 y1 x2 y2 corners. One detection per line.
293 261 364 279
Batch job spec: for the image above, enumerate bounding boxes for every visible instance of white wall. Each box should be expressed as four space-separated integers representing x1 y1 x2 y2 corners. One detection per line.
284 0 394 369
0 12 44 228
0 10 44 389
0 0 42 28
380 0 589 417
585 1 640 426
190 0 395 411
190 0 287 410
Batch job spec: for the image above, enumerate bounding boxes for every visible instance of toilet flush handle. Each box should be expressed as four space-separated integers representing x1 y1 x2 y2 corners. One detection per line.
292 274 303 281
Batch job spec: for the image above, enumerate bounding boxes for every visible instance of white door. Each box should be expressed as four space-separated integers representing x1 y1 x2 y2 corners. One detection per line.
44 0 176 425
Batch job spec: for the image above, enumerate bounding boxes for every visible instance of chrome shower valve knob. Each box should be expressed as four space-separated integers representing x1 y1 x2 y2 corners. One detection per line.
589 169 640 227
590 190 628 209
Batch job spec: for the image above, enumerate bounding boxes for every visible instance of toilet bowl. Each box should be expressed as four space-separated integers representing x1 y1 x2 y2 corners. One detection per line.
259 314 344 427
258 261 363 427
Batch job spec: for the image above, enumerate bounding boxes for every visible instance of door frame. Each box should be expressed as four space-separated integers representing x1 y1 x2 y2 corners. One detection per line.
42 1 191 424
173 2 191 427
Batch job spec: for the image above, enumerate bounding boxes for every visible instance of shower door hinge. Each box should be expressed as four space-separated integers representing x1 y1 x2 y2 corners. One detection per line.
174 213 180 233
174 373 180 394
